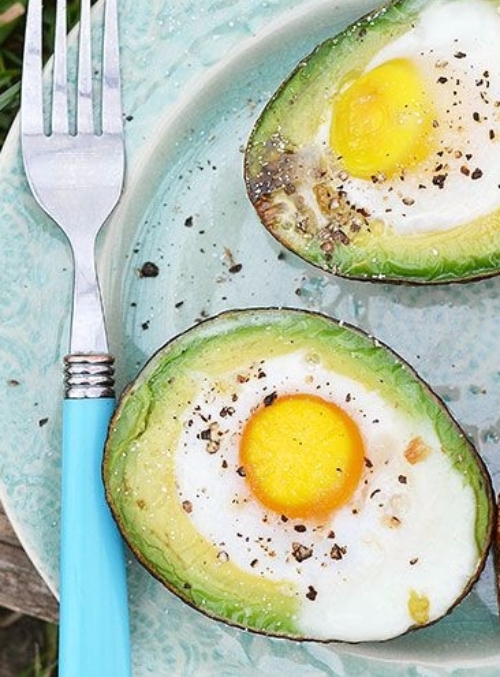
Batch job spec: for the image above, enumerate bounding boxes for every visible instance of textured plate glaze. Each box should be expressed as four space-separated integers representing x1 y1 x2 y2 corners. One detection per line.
0 0 499 674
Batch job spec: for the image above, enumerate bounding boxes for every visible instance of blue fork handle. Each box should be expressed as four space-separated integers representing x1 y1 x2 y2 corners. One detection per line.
59 397 131 677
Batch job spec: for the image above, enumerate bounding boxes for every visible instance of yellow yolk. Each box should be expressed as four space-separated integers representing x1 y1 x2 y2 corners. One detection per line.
239 393 364 519
330 58 435 179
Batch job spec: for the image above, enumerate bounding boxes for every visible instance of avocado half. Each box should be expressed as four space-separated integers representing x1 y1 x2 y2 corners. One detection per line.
244 0 500 283
103 308 494 641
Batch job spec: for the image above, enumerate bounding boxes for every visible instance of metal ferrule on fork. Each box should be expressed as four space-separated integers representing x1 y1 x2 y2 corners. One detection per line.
64 353 115 399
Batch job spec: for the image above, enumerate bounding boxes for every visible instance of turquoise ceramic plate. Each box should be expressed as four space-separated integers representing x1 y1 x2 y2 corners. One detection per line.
0 0 499 674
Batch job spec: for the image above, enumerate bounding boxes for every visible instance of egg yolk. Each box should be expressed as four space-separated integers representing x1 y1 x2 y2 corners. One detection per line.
330 58 435 179
239 393 364 519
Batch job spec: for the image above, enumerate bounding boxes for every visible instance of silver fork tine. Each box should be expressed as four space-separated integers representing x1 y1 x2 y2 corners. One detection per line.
102 0 122 135
77 0 94 134
52 0 69 135
20 0 43 136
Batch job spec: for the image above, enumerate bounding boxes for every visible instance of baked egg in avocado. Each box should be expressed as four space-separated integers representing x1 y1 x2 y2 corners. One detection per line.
103 308 494 642
245 0 500 283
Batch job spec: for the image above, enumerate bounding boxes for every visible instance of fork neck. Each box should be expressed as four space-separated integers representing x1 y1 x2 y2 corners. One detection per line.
64 354 115 399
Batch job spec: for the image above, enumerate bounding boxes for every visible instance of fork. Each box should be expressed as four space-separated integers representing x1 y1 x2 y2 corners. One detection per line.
21 1 131 675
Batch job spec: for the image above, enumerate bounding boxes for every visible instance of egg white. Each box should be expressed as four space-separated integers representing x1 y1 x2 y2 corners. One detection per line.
174 350 478 641
329 0 500 236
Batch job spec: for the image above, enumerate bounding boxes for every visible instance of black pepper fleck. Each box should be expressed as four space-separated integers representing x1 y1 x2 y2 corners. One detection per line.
432 173 447 189
138 261 159 278
220 406 235 417
291 542 313 562
306 586 318 601
263 392 278 407
330 544 347 560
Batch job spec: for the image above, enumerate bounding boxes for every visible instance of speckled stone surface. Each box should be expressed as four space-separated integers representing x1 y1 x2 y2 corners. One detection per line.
0 0 499 674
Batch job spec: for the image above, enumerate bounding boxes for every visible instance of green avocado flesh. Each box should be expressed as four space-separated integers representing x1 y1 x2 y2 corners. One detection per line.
103 309 494 642
245 0 500 283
